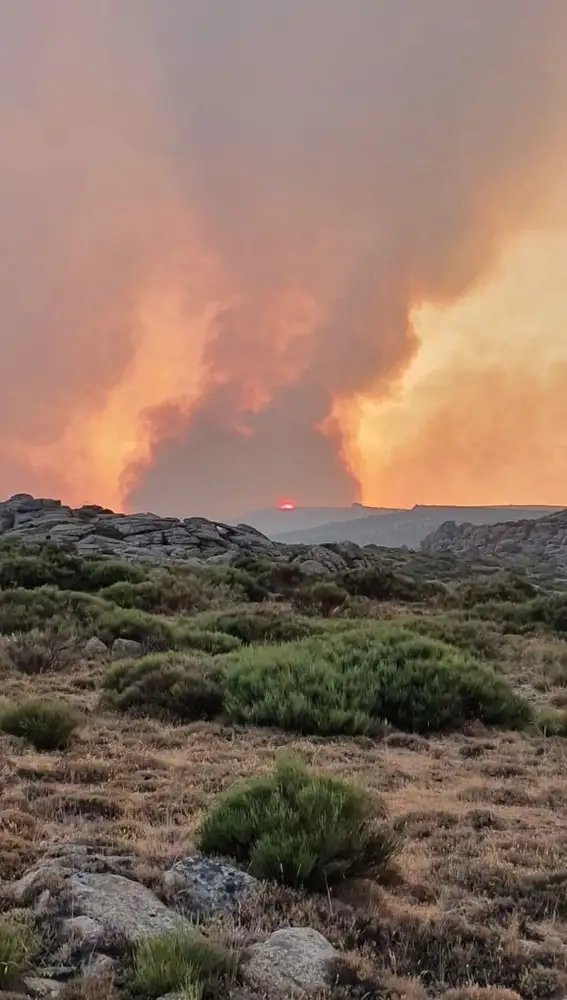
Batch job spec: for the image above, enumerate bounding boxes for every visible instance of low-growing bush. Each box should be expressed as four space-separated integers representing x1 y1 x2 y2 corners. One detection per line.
0 698 80 750
172 628 241 655
100 575 205 615
198 756 398 888
338 565 440 603
0 629 77 674
537 707 567 737
93 606 175 650
224 627 531 736
193 606 321 644
292 580 349 616
0 540 144 592
401 614 507 662
454 572 538 608
0 586 107 635
0 914 40 988
133 927 230 999
102 652 225 722
228 557 305 599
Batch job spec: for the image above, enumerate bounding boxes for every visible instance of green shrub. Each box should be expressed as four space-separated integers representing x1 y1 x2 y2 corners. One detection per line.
0 541 144 592
100 575 203 615
0 629 76 674
0 698 80 751
133 927 230 999
338 565 439 603
93 606 174 650
454 572 538 608
198 756 398 888
194 606 320 644
228 557 305 599
224 627 531 736
402 614 506 662
0 915 40 988
172 627 242 655
0 586 106 635
102 653 225 722
292 580 348 616
537 707 567 737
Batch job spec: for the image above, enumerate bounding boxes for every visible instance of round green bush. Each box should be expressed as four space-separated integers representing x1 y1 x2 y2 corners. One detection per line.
197 756 398 888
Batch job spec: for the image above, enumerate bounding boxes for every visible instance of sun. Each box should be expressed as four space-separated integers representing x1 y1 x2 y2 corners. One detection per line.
279 501 296 511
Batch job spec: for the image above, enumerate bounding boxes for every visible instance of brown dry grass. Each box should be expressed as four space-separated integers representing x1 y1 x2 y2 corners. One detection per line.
1 648 567 999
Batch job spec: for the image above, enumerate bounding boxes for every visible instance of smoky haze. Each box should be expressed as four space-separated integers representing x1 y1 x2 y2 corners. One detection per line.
1 2 567 518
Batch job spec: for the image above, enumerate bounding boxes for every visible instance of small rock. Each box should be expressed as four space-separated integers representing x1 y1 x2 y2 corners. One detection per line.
164 856 258 917
60 915 104 949
23 978 62 998
35 889 52 916
244 927 338 995
84 637 110 660
111 638 143 660
81 955 116 981
9 864 65 903
68 872 187 943
297 559 332 577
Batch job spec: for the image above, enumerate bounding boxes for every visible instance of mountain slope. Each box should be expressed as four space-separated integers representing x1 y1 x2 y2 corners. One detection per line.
274 505 561 548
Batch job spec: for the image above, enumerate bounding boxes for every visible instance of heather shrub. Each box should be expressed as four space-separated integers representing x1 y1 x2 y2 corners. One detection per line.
198 756 398 888
0 628 77 674
292 580 349 616
194 606 320 644
0 698 80 750
102 652 225 722
224 627 531 736
338 565 439 602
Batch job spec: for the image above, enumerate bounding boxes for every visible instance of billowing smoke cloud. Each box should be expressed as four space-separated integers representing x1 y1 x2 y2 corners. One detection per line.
2 2 567 517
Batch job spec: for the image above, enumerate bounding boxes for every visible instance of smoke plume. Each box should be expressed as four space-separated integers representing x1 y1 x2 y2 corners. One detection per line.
2 1 567 517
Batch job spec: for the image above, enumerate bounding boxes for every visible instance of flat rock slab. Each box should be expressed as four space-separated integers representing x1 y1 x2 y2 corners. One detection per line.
69 872 187 943
244 927 338 995
164 856 258 917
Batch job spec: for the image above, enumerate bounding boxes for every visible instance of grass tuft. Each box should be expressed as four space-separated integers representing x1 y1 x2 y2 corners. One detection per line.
133 927 230 999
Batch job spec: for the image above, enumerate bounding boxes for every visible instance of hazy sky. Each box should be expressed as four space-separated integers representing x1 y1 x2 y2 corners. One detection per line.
2 1 567 517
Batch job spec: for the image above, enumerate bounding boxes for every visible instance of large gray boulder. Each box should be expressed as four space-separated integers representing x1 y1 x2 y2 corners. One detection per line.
68 872 187 943
164 856 258 917
243 927 338 995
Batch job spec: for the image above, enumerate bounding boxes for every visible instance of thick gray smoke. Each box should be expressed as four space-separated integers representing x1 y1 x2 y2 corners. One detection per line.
2 2 567 517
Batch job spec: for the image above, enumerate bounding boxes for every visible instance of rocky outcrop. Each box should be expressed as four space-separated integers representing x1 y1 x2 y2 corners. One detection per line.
0 493 393 572
3 844 335 999
422 508 567 571
0 494 282 564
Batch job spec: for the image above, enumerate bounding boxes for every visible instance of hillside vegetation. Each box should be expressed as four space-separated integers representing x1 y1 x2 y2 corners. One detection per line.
1 536 567 999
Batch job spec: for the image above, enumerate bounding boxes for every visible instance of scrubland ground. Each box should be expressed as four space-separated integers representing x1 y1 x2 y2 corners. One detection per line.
0 541 567 999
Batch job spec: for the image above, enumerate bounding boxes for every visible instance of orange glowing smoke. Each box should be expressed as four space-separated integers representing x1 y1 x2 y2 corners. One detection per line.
347 196 567 507
3 3 567 516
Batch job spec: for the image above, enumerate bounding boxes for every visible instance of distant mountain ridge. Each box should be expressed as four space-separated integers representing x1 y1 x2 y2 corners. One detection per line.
233 504 401 538
269 505 562 549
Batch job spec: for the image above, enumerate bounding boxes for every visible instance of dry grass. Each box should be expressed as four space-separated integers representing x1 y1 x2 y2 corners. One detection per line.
1 641 567 999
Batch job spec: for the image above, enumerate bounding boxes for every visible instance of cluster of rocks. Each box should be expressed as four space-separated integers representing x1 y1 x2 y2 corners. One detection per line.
422 507 567 572
3 844 339 998
0 493 384 575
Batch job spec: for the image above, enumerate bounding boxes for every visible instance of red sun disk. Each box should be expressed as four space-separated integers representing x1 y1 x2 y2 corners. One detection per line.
279 501 295 511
